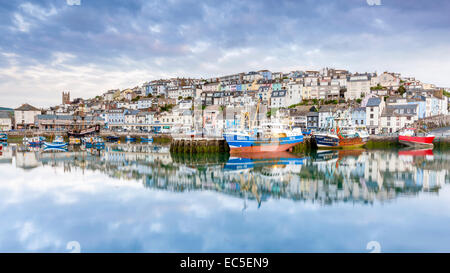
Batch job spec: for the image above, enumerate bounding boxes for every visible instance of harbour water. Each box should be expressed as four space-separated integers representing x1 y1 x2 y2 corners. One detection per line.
0 144 449 252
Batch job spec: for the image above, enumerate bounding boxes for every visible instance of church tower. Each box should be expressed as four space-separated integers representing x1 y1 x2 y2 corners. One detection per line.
62 91 70 105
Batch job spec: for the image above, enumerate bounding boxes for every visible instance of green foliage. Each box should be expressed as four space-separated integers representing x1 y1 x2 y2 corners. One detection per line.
131 96 141 102
397 85 406 96
288 101 309 108
443 90 450 98
160 104 175 112
370 84 385 91
356 98 362 104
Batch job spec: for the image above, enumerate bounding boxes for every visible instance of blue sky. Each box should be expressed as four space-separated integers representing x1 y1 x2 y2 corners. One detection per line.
1 0 450 108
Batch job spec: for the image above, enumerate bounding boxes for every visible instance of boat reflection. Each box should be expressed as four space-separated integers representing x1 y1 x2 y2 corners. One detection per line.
1 144 449 207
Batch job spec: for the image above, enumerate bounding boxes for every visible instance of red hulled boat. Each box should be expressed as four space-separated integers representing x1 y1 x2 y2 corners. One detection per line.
398 128 435 147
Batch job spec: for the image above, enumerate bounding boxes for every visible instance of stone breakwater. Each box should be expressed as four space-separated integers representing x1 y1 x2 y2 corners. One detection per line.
170 138 230 153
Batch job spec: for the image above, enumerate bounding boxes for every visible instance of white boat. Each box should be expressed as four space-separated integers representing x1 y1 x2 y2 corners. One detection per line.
43 136 68 148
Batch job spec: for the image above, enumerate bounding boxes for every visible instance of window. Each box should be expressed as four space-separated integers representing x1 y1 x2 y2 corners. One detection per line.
370 114 374 118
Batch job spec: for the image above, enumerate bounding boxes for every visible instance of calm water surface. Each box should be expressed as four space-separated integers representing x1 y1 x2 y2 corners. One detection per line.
0 144 449 252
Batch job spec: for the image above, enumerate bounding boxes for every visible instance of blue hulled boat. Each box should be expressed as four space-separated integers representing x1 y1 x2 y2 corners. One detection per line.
223 130 303 153
43 136 68 149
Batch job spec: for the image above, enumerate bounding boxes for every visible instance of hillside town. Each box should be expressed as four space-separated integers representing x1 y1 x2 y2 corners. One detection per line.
1 68 449 136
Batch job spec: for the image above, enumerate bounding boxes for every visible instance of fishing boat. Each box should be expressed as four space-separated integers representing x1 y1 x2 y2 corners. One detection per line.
223 94 303 153
43 136 68 148
399 128 435 147
224 125 304 153
84 136 105 149
314 127 366 148
23 136 45 146
313 109 367 149
140 136 153 143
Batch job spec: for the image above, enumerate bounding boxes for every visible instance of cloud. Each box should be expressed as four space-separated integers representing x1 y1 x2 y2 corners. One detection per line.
67 0 81 6
0 0 450 107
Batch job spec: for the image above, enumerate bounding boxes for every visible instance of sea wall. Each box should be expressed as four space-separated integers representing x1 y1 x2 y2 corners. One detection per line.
170 138 230 153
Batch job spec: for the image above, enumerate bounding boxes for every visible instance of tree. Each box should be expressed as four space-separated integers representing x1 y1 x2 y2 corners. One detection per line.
398 85 406 96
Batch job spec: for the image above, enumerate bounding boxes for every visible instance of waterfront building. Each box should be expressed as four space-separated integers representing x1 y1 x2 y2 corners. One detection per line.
351 107 366 127
14 104 41 129
306 111 319 130
379 104 418 134
106 109 126 129
366 97 385 134
36 114 104 131
0 111 12 131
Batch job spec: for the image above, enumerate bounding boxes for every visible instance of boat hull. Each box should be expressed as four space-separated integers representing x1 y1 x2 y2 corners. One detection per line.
224 134 304 153
399 135 434 147
314 134 365 149
43 142 68 148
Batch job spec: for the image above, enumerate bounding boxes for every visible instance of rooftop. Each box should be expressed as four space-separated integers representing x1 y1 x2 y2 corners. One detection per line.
15 103 40 111
366 98 382 107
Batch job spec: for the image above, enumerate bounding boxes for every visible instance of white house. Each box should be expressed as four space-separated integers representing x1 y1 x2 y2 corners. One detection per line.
14 104 41 129
286 82 303 106
365 97 385 134
270 90 287 108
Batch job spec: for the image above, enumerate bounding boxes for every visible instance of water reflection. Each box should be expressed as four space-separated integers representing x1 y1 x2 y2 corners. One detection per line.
2 144 450 252
2 144 448 207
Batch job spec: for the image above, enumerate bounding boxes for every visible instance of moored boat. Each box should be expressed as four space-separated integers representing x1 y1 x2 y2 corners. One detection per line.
43 136 68 148
313 127 366 149
399 128 435 147
224 130 304 153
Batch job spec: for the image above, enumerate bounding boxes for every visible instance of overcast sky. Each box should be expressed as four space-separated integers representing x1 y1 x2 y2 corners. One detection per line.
1 0 449 108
